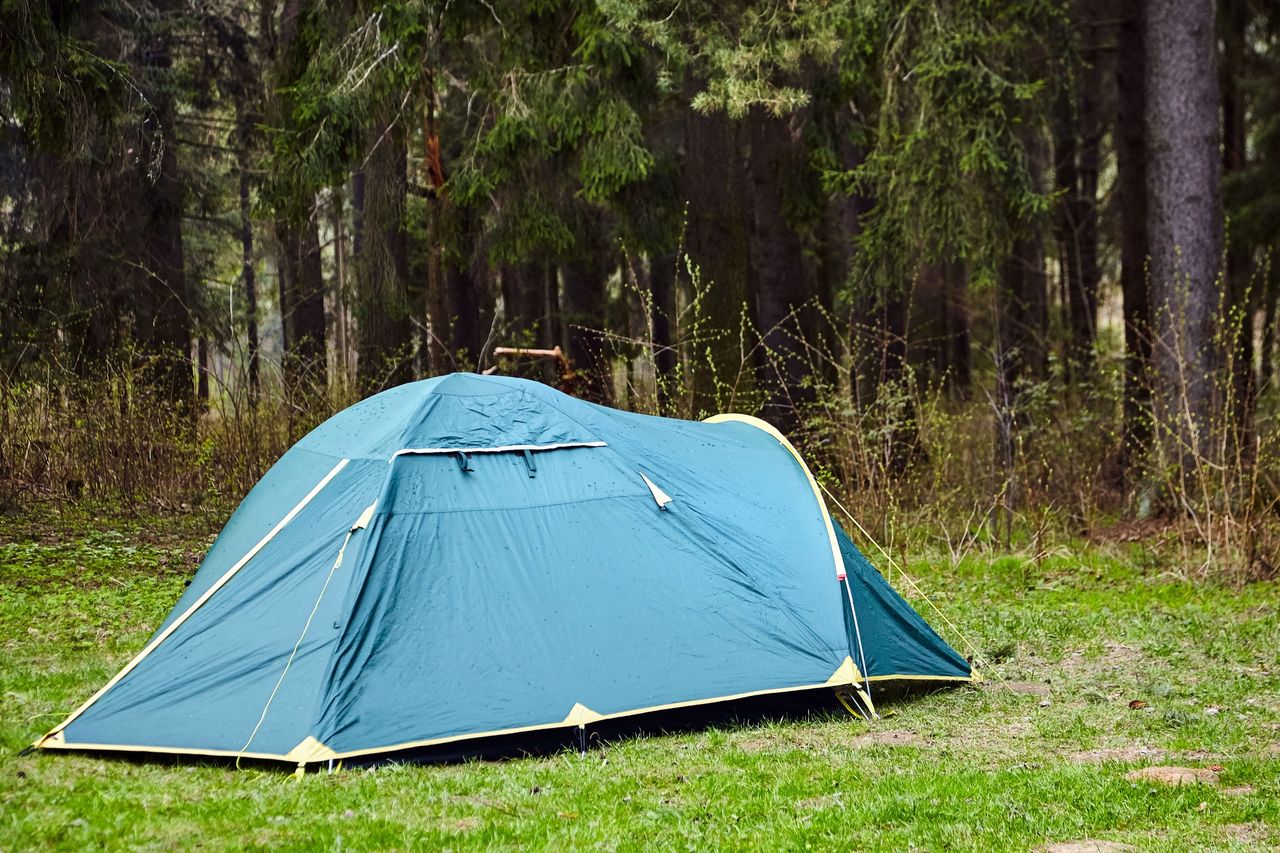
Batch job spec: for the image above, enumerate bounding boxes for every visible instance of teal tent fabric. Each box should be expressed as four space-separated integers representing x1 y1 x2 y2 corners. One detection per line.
835 523 972 681
37 373 971 766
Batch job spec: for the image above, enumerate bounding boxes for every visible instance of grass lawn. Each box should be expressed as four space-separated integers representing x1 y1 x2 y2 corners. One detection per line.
1 510 1277 850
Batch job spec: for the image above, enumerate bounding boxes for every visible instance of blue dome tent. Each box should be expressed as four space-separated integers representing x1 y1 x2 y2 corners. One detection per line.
35 373 971 769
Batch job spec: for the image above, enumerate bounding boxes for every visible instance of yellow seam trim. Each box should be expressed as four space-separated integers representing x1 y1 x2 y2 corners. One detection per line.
35 459 351 747
703 416 976 689
285 736 338 763
323 673 971 761
824 656 861 685
864 673 975 683
36 674 972 763
36 739 291 761
703 413 846 580
562 703 604 725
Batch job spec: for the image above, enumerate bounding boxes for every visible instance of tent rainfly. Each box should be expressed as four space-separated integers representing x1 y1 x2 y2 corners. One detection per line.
34 373 972 769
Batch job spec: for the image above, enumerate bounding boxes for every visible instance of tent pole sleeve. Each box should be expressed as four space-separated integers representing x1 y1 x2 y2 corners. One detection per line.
35 458 350 746
842 576 878 718
702 414 846 580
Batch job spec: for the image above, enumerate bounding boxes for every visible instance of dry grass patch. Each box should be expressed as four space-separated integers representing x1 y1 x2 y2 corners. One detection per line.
1125 766 1221 786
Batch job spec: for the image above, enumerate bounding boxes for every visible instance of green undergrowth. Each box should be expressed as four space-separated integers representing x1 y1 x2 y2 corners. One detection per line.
0 512 1277 850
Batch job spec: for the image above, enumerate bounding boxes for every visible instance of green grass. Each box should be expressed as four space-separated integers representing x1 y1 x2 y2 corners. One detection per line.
1 512 1277 850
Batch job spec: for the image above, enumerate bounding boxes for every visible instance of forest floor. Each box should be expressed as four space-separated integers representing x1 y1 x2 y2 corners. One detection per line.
0 508 1277 851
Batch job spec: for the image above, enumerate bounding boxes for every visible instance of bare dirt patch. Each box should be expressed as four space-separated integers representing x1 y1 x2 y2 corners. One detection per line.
737 728 924 754
846 730 925 747
1068 746 1166 764
1059 642 1148 679
1124 766 1220 786
990 681 1051 697
736 733 801 753
1222 822 1272 845
1039 842 1135 853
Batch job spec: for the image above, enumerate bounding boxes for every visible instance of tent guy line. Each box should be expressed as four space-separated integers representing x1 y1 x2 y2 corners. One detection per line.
237 502 379 765
33 373 972 769
819 480 1002 691
37 458 351 744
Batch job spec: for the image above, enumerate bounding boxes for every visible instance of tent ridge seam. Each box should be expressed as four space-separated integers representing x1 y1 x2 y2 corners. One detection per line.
389 441 606 462
369 491 659 517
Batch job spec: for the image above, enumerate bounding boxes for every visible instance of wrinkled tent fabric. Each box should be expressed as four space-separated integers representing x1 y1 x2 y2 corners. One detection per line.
35 373 971 767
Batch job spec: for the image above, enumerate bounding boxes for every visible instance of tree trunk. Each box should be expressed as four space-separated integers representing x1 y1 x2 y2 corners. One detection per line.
998 130 1050 395
747 107 813 432
197 336 210 407
421 94 450 375
1052 85 1084 370
135 5 192 413
683 74 753 413
291 219 327 391
1076 20 1102 372
944 261 972 394
1117 0 1152 473
994 206 1047 527
997 233 1050 391
1146 0 1224 468
445 259 484 368
1261 263 1279 390
913 262 970 394
331 189 350 388
501 263 541 341
351 172 365 259
275 229 293 380
355 108 413 392
648 252 678 407
443 206 487 368
263 0 327 400
876 295 908 394
273 217 316 394
541 263 560 352
137 110 192 410
238 149 260 402
561 236 613 404
1054 21 1103 375
1220 0 1254 421
830 128 879 409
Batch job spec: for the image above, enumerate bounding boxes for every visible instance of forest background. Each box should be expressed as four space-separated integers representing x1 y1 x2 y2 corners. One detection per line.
2 0 1279 579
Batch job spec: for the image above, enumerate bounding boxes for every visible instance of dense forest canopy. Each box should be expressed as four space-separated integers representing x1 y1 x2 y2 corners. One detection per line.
2 0 1279 566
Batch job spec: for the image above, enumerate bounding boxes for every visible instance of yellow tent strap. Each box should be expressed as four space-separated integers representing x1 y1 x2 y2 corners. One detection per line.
817 482 1005 690
835 690 860 718
834 684 877 720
